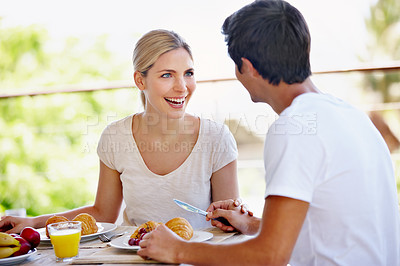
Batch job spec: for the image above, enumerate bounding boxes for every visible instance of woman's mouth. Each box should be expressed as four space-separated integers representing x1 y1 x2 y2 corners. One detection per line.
165 97 185 108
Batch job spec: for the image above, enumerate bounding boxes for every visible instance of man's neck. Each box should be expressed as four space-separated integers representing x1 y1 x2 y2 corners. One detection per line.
270 78 319 114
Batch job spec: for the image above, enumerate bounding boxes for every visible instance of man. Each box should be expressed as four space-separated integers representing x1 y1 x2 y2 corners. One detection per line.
138 0 400 264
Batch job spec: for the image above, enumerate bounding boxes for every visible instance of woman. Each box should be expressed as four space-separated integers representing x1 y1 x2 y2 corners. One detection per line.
0 29 239 232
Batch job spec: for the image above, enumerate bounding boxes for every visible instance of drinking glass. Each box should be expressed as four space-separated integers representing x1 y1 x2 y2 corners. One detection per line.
48 221 82 262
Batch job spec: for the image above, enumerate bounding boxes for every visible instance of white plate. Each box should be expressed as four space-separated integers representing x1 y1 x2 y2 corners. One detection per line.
110 231 213 251
38 222 117 242
0 248 37 266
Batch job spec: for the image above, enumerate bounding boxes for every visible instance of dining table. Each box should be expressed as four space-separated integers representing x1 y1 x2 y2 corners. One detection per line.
17 225 251 265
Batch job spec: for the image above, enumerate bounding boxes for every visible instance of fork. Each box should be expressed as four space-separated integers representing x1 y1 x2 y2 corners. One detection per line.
98 232 126 242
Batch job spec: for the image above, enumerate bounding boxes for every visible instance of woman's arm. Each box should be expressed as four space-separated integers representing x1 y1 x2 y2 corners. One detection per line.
210 160 239 201
84 160 123 222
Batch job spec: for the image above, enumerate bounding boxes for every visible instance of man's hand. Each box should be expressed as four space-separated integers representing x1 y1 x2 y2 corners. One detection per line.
206 198 253 216
206 199 258 235
138 224 183 263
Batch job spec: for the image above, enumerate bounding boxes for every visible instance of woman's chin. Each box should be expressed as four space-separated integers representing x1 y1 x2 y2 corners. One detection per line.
166 111 186 120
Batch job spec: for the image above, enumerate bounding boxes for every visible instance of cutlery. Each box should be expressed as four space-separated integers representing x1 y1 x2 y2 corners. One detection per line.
98 232 126 242
173 199 231 226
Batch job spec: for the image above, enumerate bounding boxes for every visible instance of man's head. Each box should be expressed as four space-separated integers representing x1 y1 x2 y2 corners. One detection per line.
222 0 311 86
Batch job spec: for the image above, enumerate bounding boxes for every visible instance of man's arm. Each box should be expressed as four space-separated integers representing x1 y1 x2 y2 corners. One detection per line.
139 196 309 265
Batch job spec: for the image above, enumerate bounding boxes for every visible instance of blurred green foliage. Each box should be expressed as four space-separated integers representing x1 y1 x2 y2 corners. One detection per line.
0 23 46 85
0 21 138 216
364 0 400 103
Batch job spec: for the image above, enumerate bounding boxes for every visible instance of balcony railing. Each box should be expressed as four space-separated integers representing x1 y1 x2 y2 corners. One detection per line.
1 61 400 105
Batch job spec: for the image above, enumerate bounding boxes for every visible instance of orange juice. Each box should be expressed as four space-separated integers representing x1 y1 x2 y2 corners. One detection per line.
50 229 81 259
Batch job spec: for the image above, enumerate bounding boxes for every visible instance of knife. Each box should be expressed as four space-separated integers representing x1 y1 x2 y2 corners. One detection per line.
173 199 231 226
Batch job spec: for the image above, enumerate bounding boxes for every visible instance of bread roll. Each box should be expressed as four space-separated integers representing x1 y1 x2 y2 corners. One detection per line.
165 217 193 240
72 213 98 235
45 215 69 237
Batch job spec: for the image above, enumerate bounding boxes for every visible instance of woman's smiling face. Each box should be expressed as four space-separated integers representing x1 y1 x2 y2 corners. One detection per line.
141 47 195 119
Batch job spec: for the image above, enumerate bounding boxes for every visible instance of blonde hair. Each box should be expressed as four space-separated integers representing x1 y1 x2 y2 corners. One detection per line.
133 29 193 107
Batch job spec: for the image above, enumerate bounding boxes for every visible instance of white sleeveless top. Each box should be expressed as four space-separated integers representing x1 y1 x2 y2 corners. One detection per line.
97 115 237 229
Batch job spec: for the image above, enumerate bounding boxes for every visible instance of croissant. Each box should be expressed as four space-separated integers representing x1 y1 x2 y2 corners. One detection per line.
165 217 193 241
130 220 162 239
72 213 98 235
45 215 69 237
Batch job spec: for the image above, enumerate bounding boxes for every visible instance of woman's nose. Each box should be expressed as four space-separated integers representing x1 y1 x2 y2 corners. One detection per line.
174 77 187 92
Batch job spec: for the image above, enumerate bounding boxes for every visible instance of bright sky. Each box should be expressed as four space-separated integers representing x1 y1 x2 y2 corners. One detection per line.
0 0 377 81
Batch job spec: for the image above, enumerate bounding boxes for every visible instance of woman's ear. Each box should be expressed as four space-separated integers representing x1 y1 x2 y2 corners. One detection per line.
134 71 145 91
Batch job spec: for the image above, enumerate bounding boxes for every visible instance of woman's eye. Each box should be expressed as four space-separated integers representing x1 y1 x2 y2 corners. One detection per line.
185 71 194 77
161 73 171 78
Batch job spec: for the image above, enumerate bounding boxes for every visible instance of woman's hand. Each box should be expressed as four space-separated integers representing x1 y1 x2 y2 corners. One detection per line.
138 224 183 263
0 216 36 234
206 198 255 234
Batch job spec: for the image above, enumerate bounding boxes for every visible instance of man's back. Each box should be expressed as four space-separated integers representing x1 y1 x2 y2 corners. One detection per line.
265 92 400 265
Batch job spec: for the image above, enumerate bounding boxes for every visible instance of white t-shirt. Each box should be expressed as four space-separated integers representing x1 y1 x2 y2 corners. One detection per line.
97 115 238 229
264 93 400 265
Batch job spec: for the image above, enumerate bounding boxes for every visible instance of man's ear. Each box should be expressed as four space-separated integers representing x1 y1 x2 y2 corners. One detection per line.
241 58 260 78
134 71 145 91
